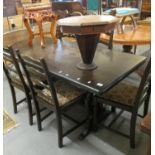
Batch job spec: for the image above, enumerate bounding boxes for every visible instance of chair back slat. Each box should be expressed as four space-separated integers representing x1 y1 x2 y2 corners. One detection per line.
134 58 151 108
3 47 28 91
3 53 14 63
17 53 59 108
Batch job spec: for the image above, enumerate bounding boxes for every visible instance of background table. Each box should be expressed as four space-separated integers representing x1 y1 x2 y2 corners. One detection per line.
100 24 151 54
23 2 57 48
58 15 118 70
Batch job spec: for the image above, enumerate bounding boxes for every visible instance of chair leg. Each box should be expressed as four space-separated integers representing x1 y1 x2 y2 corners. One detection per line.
56 111 63 148
130 112 137 148
10 86 17 113
111 107 116 112
58 125 63 148
144 98 150 117
143 88 151 117
33 100 42 131
26 95 33 126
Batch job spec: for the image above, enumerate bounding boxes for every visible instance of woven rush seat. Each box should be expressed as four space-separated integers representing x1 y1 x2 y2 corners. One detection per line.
37 81 84 107
98 82 138 106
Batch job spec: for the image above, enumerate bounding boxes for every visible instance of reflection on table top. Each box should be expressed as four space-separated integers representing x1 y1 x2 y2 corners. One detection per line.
13 37 146 94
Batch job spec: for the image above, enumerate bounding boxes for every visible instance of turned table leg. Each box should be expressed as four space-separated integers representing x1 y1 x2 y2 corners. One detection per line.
24 18 34 47
35 16 45 48
50 18 57 44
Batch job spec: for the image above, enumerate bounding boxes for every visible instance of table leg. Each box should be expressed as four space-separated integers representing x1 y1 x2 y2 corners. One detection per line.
36 18 45 48
79 93 94 139
50 18 57 44
79 93 112 140
24 18 34 47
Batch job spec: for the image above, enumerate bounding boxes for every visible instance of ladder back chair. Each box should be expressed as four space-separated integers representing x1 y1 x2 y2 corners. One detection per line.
17 52 88 148
96 58 151 148
3 46 33 125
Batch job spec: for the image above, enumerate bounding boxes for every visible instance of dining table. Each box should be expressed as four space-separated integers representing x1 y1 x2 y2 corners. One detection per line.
12 36 146 138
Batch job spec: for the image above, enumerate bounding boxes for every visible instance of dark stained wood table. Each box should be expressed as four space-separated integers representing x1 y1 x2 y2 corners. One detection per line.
57 15 118 70
13 37 146 138
13 37 146 95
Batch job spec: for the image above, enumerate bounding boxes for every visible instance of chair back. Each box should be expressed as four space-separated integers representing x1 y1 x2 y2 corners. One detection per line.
52 1 86 18
3 46 28 92
134 58 151 109
17 52 60 110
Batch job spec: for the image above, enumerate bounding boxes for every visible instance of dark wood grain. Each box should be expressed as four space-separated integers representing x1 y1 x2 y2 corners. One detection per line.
12 37 146 94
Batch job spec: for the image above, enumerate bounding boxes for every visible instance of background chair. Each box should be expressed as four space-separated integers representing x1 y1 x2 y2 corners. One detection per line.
52 1 88 17
140 0 151 19
52 1 90 40
95 58 151 148
17 53 88 148
3 46 33 125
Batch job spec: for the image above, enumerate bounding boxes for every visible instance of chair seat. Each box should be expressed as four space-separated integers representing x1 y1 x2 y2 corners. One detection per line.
37 81 84 107
99 82 138 106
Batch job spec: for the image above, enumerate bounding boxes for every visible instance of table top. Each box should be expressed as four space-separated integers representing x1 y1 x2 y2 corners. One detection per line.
100 24 151 45
103 8 140 17
13 37 146 94
23 2 52 11
57 15 118 27
57 15 118 35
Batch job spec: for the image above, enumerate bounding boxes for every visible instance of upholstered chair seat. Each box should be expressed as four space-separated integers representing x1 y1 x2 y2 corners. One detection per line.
37 81 84 107
99 82 138 106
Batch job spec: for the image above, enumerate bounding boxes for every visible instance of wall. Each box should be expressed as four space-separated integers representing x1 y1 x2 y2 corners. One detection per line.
3 0 17 17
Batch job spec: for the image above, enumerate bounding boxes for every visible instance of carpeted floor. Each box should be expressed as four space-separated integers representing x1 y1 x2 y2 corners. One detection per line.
3 110 18 134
